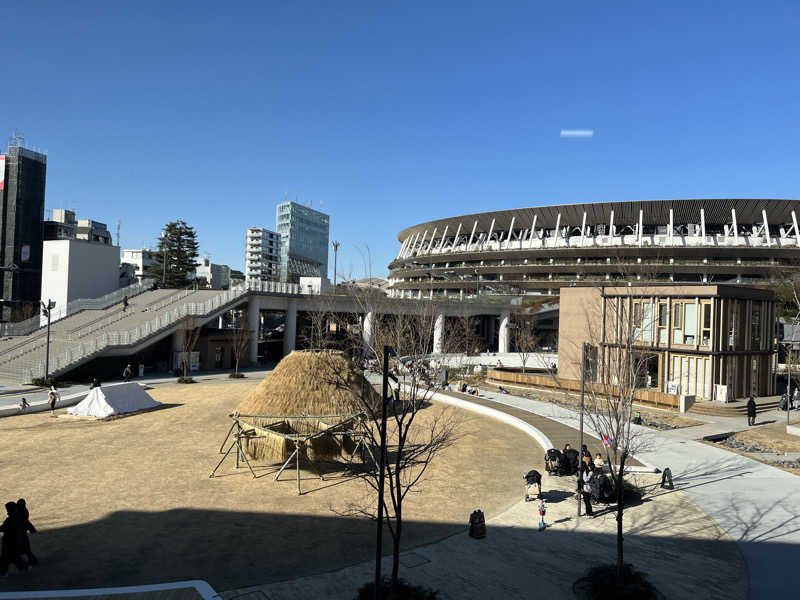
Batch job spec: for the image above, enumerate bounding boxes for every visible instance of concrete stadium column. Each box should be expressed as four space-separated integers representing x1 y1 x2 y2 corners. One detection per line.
498 311 510 353
283 299 297 356
171 328 186 352
247 295 260 364
487 315 496 350
363 310 375 353
433 310 445 354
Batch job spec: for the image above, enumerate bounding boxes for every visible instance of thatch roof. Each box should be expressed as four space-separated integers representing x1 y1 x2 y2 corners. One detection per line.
235 350 379 417
234 350 379 463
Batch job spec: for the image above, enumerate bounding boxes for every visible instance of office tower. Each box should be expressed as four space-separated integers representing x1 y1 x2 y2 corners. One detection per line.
276 201 329 283
0 135 47 321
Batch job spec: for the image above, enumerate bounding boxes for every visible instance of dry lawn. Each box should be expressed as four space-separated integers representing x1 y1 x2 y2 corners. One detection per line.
730 419 800 453
0 380 532 592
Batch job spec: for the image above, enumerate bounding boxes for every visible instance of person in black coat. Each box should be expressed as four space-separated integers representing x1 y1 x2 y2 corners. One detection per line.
15 499 36 566
0 502 26 576
579 463 595 516
747 396 757 426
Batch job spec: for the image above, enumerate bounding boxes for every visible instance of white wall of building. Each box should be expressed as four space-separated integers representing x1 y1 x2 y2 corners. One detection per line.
122 248 155 281
41 239 121 323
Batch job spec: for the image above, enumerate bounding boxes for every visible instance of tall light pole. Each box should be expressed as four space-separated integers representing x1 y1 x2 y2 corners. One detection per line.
41 299 56 383
161 231 169 287
331 240 340 291
578 342 587 517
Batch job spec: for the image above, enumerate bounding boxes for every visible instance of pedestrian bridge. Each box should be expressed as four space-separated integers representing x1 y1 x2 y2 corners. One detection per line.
0 280 515 384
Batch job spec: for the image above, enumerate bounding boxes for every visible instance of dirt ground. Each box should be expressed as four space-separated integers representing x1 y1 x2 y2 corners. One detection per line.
479 380 705 429
0 380 533 592
0 379 747 597
730 418 800 453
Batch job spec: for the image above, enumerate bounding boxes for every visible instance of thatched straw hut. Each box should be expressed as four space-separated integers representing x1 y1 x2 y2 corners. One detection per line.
234 350 379 463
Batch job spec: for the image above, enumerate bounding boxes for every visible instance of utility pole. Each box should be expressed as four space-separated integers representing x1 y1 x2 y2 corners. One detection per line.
331 240 340 291
41 299 56 383
578 342 587 517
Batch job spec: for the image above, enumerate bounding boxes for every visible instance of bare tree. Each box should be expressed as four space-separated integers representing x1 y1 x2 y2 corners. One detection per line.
511 311 538 373
179 319 202 379
576 287 653 581
321 285 460 590
230 309 250 376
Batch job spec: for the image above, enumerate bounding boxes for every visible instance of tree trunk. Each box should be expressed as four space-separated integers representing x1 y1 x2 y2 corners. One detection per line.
391 507 402 586
616 450 629 582
235 357 239 375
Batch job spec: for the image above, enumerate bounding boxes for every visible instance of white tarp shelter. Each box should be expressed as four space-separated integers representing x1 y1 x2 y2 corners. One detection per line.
67 382 160 418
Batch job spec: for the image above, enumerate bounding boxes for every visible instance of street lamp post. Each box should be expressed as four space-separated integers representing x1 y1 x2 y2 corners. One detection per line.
332 241 340 291
578 342 587 517
41 299 56 383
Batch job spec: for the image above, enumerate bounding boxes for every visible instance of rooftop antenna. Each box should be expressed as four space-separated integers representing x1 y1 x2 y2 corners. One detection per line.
9 131 24 148
116 220 121 247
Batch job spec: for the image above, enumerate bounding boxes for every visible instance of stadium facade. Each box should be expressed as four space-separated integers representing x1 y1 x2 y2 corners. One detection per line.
387 199 800 299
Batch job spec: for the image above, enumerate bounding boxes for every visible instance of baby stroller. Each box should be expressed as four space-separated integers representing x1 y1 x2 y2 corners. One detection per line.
589 471 615 504
563 448 580 476
524 469 542 501
544 449 565 475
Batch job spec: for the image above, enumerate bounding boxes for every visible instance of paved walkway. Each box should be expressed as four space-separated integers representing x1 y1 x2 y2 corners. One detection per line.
462 389 800 599
222 386 797 600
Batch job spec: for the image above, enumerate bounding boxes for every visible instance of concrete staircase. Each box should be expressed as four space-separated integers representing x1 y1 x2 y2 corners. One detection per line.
0 285 248 383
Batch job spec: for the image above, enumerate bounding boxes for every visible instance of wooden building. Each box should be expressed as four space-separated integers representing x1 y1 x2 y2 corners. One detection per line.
558 285 776 400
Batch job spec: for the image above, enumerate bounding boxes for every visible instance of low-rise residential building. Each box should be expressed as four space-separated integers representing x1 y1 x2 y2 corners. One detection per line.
195 258 231 290
43 210 112 245
121 248 155 282
558 285 776 401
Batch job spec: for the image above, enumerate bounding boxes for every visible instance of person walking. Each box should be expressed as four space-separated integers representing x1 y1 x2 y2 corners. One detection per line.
122 295 129 312
793 387 800 410
14 500 36 567
579 462 594 516
18 397 30 412
0 502 26 576
48 387 59 415
122 364 133 383
747 396 757 426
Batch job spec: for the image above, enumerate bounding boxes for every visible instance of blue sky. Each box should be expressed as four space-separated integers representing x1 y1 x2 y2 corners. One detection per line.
3 1 800 278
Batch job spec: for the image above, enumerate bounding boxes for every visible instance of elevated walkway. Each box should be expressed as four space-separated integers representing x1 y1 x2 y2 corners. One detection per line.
0 286 251 383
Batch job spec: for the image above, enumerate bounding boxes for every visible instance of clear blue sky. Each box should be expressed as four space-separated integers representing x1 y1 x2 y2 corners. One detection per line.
3 1 800 278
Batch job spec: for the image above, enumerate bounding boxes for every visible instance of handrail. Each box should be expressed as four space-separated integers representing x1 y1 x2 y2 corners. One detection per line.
22 283 250 383
0 278 155 337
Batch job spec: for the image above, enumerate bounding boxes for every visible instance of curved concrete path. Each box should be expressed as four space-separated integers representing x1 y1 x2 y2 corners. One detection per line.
447 387 800 600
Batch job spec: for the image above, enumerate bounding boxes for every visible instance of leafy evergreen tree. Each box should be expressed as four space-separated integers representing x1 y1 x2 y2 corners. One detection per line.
146 220 200 288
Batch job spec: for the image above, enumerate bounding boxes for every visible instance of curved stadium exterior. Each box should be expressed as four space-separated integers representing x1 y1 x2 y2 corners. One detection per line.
387 198 800 299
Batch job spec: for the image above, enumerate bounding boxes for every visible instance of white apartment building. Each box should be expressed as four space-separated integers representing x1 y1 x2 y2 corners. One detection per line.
195 258 231 290
121 248 156 282
245 227 281 282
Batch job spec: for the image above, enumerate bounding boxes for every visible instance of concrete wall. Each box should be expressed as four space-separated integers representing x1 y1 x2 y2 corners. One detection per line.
557 287 602 381
41 239 121 323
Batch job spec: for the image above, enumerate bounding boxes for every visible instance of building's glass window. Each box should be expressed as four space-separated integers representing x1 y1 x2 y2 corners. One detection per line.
632 301 643 341
751 305 761 349
673 302 683 344
658 302 668 344
701 302 712 347
684 302 697 345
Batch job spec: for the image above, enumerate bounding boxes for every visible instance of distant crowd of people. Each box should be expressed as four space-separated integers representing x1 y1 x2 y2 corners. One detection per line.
0 499 37 577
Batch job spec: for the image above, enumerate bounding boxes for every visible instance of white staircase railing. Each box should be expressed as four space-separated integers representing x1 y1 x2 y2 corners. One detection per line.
0 278 155 337
21 283 250 383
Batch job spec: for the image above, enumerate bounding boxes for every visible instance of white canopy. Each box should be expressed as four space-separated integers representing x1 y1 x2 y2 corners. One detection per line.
67 382 160 418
